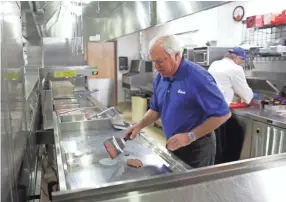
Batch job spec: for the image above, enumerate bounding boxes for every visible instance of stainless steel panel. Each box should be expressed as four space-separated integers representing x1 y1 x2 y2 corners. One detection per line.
245 109 286 129
41 80 54 130
232 114 253 160
82 17 105 44
251 121 266 157
54 98 79 105
60 114 87 122
1 2 27 201
82 1 227 42
2 2 25 69
251 121 286 158
271 128 279 155
156 1 226 24
83 2 151 42
43 37 86 66
25 43 42 66
88 78 114 107
51 80 75 98
1 10 14 202
55 104 81 111
279 130 285 153
53 111 189 193
83 1 123 18
53 154 286 202
25 65 40 100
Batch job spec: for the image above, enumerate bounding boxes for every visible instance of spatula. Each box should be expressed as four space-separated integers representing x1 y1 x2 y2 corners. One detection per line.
104 132 132 159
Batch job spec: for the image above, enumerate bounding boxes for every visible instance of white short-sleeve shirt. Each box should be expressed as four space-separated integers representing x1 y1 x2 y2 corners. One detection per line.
208 58 253 105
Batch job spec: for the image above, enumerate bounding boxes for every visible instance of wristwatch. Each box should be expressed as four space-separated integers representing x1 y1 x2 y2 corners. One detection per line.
188 132 197 142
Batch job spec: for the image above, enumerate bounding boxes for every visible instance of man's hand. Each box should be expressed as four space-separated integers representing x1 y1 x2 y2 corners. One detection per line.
125 124 141 140
166 133 192 151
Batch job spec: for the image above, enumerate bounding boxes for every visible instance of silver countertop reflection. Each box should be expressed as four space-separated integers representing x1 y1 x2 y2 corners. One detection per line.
25 74 38 100
60 130 179 190
53 153 286 202
232 106 286 128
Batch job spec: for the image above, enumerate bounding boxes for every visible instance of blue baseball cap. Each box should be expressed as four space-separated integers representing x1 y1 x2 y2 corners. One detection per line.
228 47 247 61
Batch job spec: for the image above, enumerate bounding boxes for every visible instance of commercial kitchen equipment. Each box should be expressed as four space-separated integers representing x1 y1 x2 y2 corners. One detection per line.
49 82 190 200
39 66 99 130
183 47 195 61
193 46 231 67
52 153 286 202
122 60 153 91
48 67 286 202
119 56 128 71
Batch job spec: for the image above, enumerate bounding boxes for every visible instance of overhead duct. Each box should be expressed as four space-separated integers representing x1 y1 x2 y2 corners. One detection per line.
82 1 229 42
21 1 62 40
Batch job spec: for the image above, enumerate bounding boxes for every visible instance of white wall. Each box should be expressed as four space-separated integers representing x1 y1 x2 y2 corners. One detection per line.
116 32 140 103
141 0 286 53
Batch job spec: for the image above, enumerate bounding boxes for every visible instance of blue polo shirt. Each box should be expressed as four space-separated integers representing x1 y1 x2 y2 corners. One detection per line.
150 59 230 139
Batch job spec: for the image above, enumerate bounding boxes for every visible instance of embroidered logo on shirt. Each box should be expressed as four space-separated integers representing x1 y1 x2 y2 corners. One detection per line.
177 89 186 94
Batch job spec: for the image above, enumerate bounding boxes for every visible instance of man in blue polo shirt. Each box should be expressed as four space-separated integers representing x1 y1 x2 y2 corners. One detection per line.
125 35 231 168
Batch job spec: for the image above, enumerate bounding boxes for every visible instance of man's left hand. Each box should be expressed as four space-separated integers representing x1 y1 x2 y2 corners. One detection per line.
166 133 192 151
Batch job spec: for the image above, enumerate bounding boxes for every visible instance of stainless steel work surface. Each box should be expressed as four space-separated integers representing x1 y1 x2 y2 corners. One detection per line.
232 106 286 128
59 130 172 190
53 154 286 202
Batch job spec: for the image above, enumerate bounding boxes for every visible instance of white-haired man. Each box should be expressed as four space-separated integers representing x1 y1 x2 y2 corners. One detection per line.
125 35 231 168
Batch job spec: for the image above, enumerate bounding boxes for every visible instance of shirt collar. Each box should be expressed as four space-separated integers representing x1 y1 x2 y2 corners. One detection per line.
163 59 188 81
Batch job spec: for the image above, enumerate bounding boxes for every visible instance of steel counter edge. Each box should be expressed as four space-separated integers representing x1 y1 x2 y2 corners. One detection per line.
51 153 286 202
232 106 286 129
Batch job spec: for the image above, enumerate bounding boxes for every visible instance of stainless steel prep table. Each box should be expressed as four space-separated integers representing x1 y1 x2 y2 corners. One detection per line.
232 105 286 128
232 106 286 159
53 112 189 192
53 153 286 202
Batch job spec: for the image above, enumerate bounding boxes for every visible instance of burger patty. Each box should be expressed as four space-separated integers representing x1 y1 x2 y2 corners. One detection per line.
104 141 118 159
127 159 143 168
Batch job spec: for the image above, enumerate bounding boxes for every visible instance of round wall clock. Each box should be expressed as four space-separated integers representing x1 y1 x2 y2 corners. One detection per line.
233 6 245 22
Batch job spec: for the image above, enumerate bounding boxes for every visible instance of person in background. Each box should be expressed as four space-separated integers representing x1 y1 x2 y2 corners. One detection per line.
125 35 231 168
208 47 255 105
208 47 258 164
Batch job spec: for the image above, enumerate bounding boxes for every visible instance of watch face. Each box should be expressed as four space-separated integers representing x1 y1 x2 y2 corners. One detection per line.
233 6 244 22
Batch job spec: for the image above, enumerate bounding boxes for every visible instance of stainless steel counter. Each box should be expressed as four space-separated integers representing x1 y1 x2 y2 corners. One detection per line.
25 73 39 99
232 106 286 128
54 113 189 192
53 153 286 202
51 91 190 201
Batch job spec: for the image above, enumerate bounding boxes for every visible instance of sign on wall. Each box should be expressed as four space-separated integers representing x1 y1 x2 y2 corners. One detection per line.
89 35 101 41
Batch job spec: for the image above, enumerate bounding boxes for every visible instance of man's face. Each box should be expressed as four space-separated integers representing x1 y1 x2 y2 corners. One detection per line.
234 56 243 65
150 45 179 77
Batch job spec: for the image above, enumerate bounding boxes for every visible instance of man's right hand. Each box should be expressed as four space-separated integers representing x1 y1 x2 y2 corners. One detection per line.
124 109 160 139
125 124 142 140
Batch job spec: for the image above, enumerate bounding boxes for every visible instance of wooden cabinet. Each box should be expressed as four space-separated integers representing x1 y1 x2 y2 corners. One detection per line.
87 42 117 106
